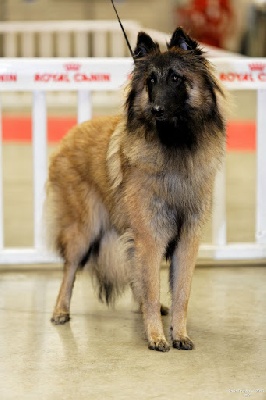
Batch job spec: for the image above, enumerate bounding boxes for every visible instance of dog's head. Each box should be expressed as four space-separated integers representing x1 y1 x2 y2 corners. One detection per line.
126 27 225 148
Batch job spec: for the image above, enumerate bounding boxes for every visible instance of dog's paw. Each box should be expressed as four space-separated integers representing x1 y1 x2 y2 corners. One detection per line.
148 338 170 352
172 336 194 350
51 313 70 325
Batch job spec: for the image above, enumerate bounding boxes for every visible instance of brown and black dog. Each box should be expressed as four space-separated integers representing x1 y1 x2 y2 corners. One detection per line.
46 27 226 352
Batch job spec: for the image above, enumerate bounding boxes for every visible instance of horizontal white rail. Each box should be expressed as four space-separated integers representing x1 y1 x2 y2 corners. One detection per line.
0 58 132 91
0 57 266 263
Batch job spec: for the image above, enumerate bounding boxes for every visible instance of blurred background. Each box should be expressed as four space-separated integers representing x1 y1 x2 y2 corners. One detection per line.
0 0 265 56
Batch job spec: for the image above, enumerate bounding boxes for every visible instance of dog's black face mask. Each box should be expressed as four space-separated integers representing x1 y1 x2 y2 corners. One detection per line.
145 55 194 148
146 60 188 122
126 27 224 149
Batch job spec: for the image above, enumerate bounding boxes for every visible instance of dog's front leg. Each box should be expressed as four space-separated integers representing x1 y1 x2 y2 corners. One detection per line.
133 236 170 352
170 227 200 350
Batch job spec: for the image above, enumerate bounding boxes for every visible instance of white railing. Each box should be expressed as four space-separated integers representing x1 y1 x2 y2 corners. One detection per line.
0 20 141 57
0 57 266 264
0 20 239 59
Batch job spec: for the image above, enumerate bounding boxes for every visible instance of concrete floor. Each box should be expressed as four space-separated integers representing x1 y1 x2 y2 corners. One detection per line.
0 266 265 400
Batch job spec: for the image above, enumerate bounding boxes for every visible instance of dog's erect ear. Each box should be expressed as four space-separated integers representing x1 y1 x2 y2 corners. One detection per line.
133 32 160 59
167 27 200 52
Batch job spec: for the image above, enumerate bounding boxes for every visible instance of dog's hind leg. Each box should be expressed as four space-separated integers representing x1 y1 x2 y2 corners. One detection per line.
169 227 200 350
51 261 79 324
51 224 95 325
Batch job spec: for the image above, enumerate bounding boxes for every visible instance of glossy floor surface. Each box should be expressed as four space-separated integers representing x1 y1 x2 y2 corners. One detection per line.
0 265 266 400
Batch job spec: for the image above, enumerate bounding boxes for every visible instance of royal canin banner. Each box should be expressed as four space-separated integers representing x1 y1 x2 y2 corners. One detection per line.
0 58 132 91
214 58 266 89
0 58 266 90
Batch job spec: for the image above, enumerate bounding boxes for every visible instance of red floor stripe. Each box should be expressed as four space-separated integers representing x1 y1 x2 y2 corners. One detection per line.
1 116 256 151
2 116 77 143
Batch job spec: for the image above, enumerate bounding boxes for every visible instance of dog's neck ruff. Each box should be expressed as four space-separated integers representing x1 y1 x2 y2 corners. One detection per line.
155 118 198 150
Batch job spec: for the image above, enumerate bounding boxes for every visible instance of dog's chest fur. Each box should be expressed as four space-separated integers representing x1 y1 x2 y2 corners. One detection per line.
107 126 218 233
137 154 211 227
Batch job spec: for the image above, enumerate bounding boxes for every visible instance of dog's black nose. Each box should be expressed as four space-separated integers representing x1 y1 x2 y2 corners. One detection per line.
151 105 164 118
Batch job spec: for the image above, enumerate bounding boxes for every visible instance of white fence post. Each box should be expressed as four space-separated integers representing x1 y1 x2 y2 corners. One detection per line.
212 163 227 248
74 32 89 57
22 32 35 57
39 32 53 57
93 32 107 57
56 32 71 57
256 89 266 244
111 31 125 57
32 91 47 252
77 91 92 124
3 32 16 57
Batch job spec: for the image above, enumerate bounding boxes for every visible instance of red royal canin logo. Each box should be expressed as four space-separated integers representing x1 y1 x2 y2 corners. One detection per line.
0 74 17 82
63 63 81 71
248 63 266 72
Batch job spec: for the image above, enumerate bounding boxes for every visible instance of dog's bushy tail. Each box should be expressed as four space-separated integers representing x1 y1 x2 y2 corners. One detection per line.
90 229 134 305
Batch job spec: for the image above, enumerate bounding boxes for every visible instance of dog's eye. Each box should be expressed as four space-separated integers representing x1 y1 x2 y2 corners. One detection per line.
148 74 157 85
172 74 181 83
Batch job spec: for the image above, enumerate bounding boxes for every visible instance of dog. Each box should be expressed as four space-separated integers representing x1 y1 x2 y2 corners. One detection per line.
46 27 226 352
